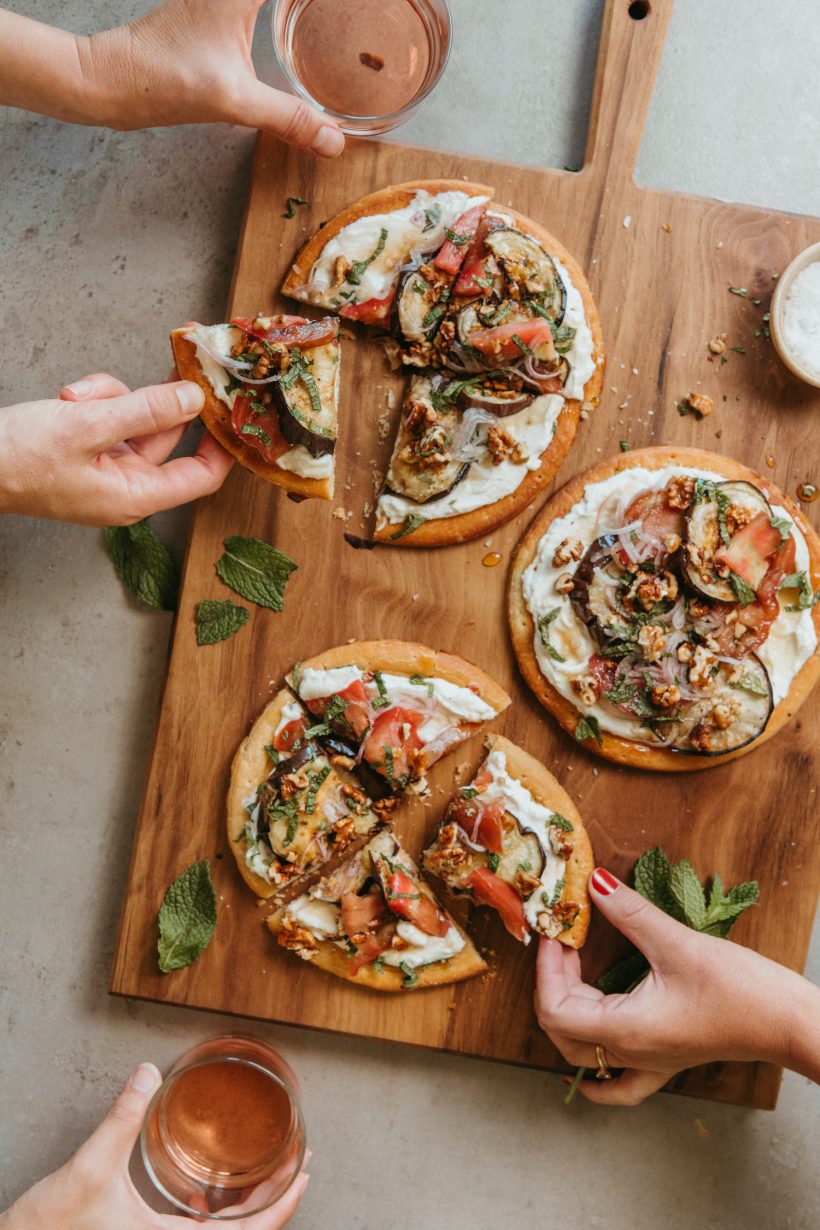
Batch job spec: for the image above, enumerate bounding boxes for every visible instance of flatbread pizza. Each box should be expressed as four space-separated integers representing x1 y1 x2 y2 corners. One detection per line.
424 735 592 948
171 313 340 498
268 828 486 992
509 446 820 770
281 179 604 545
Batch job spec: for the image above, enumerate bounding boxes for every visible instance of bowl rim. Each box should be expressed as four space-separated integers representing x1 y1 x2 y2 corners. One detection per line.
770 239 820 390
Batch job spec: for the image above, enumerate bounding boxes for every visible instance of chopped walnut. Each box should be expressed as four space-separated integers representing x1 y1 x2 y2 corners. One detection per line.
572 674 600 706
711 698 741 730
401 340 434 367
686 391 714 418
634 569 678 610
486 425 528 466
651 682 680 710
277 915 318 959
708 333 728 355
724 503 755 535
279 770 308 801
332 255 351 288
552 538 584 567
331 816 358 850
689 720 713 753
666 476 695 510
405 398 437 435
689 644 718 689
663 532 682 553
548 825 574 860
329 753 356 769
371 796 399 819
341 782 367 808
638 624 666 662
555 572 575 595
553 899 580 929
514 870 543 899
535 910 563 939
676 642 694 663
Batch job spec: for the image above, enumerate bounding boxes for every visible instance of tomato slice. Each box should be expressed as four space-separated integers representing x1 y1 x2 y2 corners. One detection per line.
468 318 554 361
341 890 388 937
362 706 424 781
434 204 487 275
758 534 797 603
587 654 619 696
715 513 782 592
339 294 395 325
467 868 528 943
273 718 305 753
347 922 396 973
449 796 505 854
306 678 371 737
230 393 282 462
230 316 339 351
386 869 450 937
452 211 498 295
623 490 686 541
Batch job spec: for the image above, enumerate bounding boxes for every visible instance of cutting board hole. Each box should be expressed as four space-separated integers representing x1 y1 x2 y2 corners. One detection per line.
628 0 650 18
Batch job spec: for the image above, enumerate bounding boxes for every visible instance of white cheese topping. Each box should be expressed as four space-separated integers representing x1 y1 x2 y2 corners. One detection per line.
376 393 564 527
480 749 567 930
287 896 341 939
553 255 597 400
521 465 817 739
305 191 489 305
187 323 243 407
297 665 364 701
275 446 333 479
381 921 465 969
273 700 305 739
295 666 496 726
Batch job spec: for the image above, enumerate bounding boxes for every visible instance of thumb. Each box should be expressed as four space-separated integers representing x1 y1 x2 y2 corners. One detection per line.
236 80 345 156
75 1063 162 1168
589 867 689 967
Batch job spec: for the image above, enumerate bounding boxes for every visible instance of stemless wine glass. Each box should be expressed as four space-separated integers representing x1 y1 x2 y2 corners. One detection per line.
272 0 452 136
140 1035 306 1221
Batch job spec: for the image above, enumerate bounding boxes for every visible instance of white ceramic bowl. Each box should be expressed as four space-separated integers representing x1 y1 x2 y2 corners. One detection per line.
770 240 820 389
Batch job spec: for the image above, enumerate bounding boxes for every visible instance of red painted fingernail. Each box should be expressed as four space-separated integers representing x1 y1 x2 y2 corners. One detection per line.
591 867 619 896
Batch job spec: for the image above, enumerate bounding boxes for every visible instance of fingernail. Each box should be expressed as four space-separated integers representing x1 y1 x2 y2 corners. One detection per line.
312 125 344 157
591 867 620 896
129 1062 160 1093
65 379 91 397
177 381 204 415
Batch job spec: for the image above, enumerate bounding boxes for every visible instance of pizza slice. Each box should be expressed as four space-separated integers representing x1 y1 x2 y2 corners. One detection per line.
227 689 387 902
267 828 486 991
287 639 511 798
424 735 593 947
171 313 341 498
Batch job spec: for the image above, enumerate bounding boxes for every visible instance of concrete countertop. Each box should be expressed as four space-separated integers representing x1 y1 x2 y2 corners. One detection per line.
1 1 818 1226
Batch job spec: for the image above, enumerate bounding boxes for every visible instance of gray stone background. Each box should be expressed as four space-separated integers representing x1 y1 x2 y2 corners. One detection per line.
1 1 818 1226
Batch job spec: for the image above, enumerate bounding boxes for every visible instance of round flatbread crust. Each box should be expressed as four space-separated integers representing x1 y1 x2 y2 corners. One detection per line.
171 330 331 500
508 446 820 771
486 734 592 948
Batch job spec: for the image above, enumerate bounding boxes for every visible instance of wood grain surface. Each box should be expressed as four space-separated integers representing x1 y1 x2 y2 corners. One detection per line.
110 0 820 1108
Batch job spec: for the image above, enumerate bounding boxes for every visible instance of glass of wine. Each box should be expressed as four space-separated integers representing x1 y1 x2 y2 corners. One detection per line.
140 1035 306 1221
272 0 452 136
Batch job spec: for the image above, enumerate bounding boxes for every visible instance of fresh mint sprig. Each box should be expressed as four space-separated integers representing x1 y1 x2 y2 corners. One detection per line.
157 859 217 972
104 520 179 611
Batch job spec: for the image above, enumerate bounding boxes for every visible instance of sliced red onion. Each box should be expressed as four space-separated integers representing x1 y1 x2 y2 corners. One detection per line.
457 824 488 854
422 724 464 765
451 407 498 461
187 333 286 387
288 278 331 300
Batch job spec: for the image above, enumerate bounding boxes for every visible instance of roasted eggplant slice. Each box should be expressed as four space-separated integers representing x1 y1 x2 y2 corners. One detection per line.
683 480 773 601
318 734 395 801
457 382 533 415
569 535 629 645
275 342 337 457
455 302 484 348
384 378 470 505
494 815 545 887
393 268 448 344
484 229 566 323
674 655 773 755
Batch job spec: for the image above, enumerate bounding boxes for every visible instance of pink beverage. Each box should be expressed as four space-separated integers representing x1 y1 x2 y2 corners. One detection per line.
273 0 452 135
141 1036 305 1220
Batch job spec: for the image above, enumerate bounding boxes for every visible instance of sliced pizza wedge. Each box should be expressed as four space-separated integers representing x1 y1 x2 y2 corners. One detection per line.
171 313 341 498
228 689 386 901
287 639 512 798
424 735 593 948
267 827 486 991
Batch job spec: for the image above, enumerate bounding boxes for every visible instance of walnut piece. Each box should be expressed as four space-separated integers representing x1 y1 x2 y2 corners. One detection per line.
638 624 666 662
665 476 695 510
572 674 600 706
486 425 528 466
689 644 718 689
552 538 584 567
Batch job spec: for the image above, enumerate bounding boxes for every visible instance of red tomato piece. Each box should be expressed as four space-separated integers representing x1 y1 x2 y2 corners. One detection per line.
467 868 528 943
339 294 394 325
306 678 371 737
758 534 797 604
715 513 783 591
434 204 487 275
624 489 686 541
386 869 450 937
452 212 500 295
362 706 424 781
468 318 554 361
449 796 505 854
341 890 388 937
347 922 396 973
230 393 281 462
273 718 305 753
587 654 619 696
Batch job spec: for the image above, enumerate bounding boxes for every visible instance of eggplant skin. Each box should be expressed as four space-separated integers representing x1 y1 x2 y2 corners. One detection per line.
569 534 623 646
483 228 567 325
683 480 773 603
393 268 446 344
274 342 338 457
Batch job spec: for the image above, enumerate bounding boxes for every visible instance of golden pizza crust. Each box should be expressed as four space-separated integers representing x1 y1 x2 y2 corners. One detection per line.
171 329 332 500
484 734 593 948
508 446 820 771
295 638 512 717
266 832 487 991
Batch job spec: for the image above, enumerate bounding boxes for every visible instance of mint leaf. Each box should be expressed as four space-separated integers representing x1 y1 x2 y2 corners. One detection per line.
399 961 419 988
633 847 684 921
195 598 249 645
389 514 425 540
728 572 756 605
283 195 309 219
732 671 769 697
157 859 217 972
574 715 602 746
668 859 707 930
702 875 759 937
104 520 179 611
216 535 298 610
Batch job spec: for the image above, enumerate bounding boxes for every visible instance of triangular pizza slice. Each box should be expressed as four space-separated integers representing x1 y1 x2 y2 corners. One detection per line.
424 734 593 947
268 827 486 991
171 313 340 498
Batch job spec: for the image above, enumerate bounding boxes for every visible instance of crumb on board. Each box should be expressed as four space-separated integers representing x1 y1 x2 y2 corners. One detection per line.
708 333 728 355
377 411 391 443
623 215 632 228
662 222 672 233
331 507 353 521
678 391 714 419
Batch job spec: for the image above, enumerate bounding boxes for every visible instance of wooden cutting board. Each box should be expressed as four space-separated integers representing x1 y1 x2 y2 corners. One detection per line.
110 0 820 1108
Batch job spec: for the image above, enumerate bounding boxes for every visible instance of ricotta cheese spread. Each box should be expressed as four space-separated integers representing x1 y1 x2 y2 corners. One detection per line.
295 665 497 723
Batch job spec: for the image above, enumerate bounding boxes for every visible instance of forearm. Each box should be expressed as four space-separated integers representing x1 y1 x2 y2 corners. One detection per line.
777 971 820 1083
0 10 102 125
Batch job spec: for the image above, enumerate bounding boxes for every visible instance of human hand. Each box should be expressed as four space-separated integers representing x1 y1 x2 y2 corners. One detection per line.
1 1062 308 1229
79 0 345 155
534 868 811 1106
0 371 233 526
